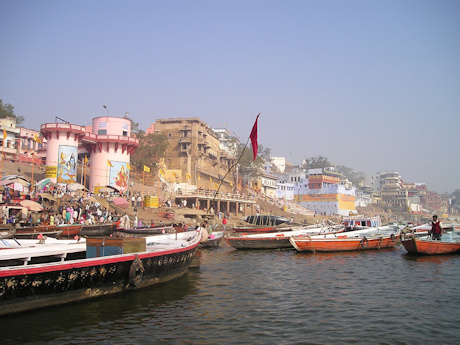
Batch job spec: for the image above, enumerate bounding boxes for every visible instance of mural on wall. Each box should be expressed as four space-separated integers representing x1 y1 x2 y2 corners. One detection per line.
109 161 129 193
57 145 77 184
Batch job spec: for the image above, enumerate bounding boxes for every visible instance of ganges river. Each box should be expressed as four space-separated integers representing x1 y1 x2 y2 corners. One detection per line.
3 243 460 345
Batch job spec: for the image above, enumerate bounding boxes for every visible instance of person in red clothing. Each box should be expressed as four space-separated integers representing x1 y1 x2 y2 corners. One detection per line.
430 215 443 240
222 217 227 230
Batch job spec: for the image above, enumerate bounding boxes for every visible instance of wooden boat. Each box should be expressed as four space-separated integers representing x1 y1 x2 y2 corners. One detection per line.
225 225 345 250
199 231 224 248
13 224 62 239
289 225 402 252
80 222 118 236
241 215 290 226
56 224 83 238
232 226 276 233
401 232 460 255
0 229 201 316
118 225 175 236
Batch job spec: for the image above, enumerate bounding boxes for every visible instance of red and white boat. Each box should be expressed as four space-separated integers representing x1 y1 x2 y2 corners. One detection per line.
289 225 401 253
401 232 460 255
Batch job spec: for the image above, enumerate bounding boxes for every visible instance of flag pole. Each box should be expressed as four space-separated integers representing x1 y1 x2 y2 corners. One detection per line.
204 113 259 220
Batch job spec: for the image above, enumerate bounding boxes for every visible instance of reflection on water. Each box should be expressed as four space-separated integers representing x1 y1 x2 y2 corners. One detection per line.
3 245 460 344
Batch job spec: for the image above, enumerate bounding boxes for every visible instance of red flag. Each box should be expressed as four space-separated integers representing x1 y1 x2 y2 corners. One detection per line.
249 114 260 161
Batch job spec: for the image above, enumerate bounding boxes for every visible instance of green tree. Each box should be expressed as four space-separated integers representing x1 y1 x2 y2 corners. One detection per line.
123 113 143 136
235 143 266 188
336 165 365 187
0 100 24 125
130 132 169 172
302 156 331 170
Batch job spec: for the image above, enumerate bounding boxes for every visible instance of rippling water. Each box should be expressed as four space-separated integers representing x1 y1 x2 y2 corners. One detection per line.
3 244 460 344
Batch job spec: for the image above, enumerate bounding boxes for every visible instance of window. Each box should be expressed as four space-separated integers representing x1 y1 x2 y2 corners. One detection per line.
122 131 127 136
98 130 107 135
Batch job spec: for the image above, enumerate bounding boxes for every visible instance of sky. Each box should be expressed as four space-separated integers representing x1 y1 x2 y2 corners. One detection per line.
1 0 459 193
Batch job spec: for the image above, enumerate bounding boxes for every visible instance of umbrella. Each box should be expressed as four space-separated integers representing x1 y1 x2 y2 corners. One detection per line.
99 187 115 193
20 200 44 212
112 197 129 209
67 183 86 191
39 192 57 201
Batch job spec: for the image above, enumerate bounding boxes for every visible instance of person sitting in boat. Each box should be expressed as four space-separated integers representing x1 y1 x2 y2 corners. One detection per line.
198 224 208 242
430 215 443 240
174 223 186 233
203 220 212 235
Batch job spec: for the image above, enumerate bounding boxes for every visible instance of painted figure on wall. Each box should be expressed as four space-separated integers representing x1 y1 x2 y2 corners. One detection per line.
57 145 78 184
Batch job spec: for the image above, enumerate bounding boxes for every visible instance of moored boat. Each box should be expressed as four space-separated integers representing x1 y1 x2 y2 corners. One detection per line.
401 232 460 255
199 230 224 248
232 226 276 233
289 225 401 252
225 225 345 250
80 222 118 237
0 229 202 316
56 224 83 238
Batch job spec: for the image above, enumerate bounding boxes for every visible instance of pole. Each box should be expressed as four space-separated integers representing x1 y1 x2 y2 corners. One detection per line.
31 153 34 197
143 170 145 198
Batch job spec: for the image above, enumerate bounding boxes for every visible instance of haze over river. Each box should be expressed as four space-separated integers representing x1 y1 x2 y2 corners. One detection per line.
3 244 460 344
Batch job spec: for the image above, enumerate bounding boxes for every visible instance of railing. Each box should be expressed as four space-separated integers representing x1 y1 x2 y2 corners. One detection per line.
175 189 256 202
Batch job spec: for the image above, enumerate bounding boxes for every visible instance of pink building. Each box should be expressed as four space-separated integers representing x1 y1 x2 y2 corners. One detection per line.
40 117 138 193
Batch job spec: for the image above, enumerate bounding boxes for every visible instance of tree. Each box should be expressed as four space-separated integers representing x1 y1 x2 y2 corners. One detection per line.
130 132 169 172
123 113 143 136
0 100 24 125
336 165 365 187
302 156 331 170
235 143 266 188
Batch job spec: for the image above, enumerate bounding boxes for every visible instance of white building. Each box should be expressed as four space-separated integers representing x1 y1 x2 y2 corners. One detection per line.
270 157 286 173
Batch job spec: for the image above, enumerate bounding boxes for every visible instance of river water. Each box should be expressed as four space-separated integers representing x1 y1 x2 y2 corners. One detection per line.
3 243 460 344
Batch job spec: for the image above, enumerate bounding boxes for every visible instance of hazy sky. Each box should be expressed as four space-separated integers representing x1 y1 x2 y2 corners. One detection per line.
1 0 459 193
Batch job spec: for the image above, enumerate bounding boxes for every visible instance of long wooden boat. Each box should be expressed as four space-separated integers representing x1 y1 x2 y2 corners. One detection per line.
0 229 201 316
199 231 224 248
232 226 276 233
56 224 83 238
225 225 345 250
241 215 290 226
118 225 175 236
289 225 402 252
14 224 57 235
80 222 118 237
401 233 460 255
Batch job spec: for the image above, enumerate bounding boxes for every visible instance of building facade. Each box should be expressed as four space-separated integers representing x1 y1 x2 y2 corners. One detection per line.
151 118 236 192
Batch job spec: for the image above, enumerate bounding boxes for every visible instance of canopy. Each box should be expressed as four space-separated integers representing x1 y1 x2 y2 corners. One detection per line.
39 192 57 201
20 200 44 212
36 178 52 187
112 197 129 209
67 183 86 191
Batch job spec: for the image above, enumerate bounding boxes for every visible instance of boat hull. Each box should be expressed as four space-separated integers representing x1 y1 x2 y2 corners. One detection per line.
225 234 292 249
0 236 199 316
232 226 276 233
290 235 398 252
401 237 460 255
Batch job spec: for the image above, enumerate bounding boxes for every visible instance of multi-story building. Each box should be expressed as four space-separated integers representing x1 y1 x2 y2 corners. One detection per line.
290 167 356 216
150 118 236 192
254 174 278 198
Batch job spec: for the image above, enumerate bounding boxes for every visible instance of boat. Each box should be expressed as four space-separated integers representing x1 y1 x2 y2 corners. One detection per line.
225 225 345 250
231 226 277 233
118 224 176 236
199 230 224 248
0 229 202 316
342 215 381 230
241 214 291 226
80 222 118 236
289 225 402 252
401 223 455 237
401 232 460 255
13 224 62 239
56 224 83 238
